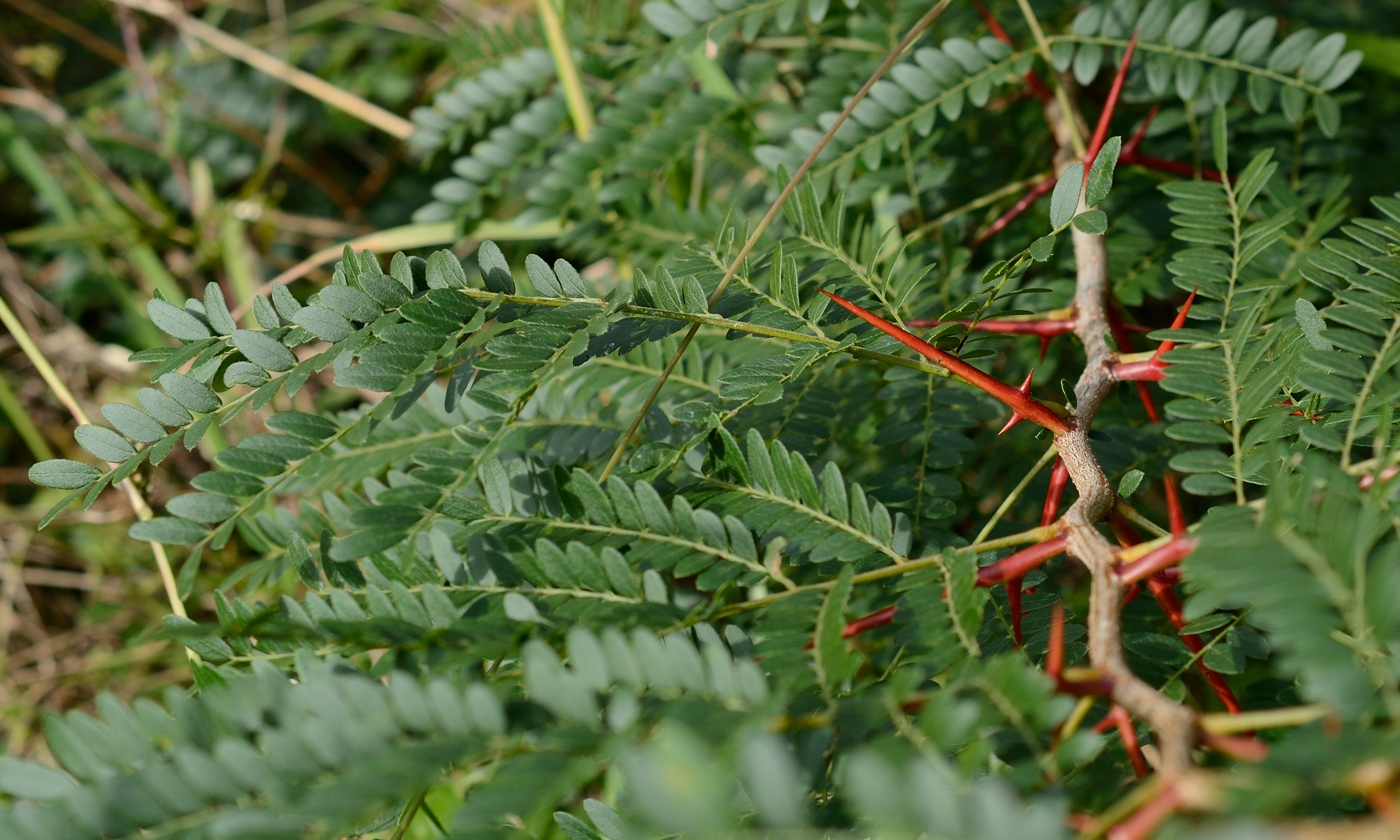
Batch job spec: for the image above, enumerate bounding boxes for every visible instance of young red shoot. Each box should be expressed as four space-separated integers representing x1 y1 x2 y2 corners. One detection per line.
1154 287 1198 359
820 289 1072 434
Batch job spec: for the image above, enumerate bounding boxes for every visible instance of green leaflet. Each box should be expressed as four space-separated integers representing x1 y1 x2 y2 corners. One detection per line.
813 566 861 696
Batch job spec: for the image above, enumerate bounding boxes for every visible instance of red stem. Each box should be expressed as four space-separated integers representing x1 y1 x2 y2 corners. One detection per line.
1047 603 1064 680
820 289 1072 433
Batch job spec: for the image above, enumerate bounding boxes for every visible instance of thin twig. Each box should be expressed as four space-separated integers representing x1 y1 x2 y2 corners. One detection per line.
598 0 956 481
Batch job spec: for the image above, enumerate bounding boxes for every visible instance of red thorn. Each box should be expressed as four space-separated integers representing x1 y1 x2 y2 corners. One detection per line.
1145 576 1243 713
999 371 1037 435
1109 359 1166 382
1042 457 1069 527
820 289 1072 434
1047 603 1064 680
904 317 1076 336
972 176 1056 249
1200 730 1268 762
1085 32 1139 168
1109 705 1150 779
843 605 897 638
1163 474 1186 538
803 604 898 649
1117 538 1197 585
1110 287 1199 383
1039 334 1052 361
1108 507 1141 547
976 535 1068 586
1108 783 1184 840
1154 287 1198 359
973 0 1013 43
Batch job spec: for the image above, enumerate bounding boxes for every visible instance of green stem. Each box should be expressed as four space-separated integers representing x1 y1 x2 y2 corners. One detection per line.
390 789 428 840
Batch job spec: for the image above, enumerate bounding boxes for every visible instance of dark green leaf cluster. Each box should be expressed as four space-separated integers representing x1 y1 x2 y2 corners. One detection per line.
1057 0 1360 136
16 2 1400 838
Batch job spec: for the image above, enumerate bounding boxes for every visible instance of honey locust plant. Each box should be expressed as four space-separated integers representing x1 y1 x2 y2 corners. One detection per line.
13 1 1400 837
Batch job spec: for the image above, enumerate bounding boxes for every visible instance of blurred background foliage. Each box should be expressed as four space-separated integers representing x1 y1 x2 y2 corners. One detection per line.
0 0 1397 780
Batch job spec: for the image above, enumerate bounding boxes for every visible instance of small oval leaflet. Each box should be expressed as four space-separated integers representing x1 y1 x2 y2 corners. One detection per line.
1049 162 1084 229
1294 298 1332 350
29 459 102 490
75 425 136 463
148 299 212 341
231 329 297 372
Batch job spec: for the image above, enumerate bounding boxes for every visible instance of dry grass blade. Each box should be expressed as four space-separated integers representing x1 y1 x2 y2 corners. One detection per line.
599 0 955 481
